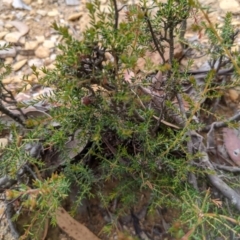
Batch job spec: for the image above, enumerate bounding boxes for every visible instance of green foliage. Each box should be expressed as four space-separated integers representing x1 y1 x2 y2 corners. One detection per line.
1 0 240 239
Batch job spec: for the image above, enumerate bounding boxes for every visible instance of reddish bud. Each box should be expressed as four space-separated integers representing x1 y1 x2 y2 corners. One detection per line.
81 96 92 105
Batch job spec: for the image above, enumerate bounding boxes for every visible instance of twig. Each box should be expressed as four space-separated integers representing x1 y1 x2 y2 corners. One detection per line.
0 83 26 120
176 93 187 123
130 208 142 237
117 4 127 13
112 0 118 30
185 66 234 76
187 132 199 191
179 19 187 49
24 165 38 179
168 26 174 64
144 9 165 63
102 136 128 165
201 112 240 132
138 86 180 129
213 163 240 173
0 103 25 127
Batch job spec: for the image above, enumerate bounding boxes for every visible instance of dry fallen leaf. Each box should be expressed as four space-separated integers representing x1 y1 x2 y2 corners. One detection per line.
211 198 222 208
117 231 135 240
123 69 135 84
223 128 240 166
56 207 100 240
65 129 88 159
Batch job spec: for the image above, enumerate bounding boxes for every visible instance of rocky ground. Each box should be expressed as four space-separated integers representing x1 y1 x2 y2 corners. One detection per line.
1 0 240 239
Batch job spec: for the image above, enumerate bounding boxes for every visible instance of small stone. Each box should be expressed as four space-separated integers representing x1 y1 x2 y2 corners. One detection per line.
219 0 240 13
34 46 50 58
0 138 8 150
50 53 57 61
7 15 15 21
228 89 239 102
15 92 31 102
5 23 14 29
47 9 59 17
44 29 51 38
60 18 67 25
4 32 22 43
0 40 7 47
50 35 59 42
43 40 55 49
4 57 14 64
29 9 36 16
44 58 52 66
68 12 82 21
46 63 55 70
13 59 27 71
12 0 32 10
104 52 114 62
23 0 32 4
12 76 22 83
37 0 43 4
2 77 13 84
232 20 240 26
36 10 47 16
16 55 27 61
19 36 26 44
9 21 29 35
28 58 43 67
35 35 45 43
16 11 27 20
25 84 32 90
25 41 39 50
0 47 17 58
66 0 80 5
27 74 37 82
3 0 12 6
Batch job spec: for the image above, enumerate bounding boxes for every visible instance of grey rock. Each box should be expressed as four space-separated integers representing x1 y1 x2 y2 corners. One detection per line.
12 0 32 10
0 47 17 58
9 21 29 35
66 0 80 5
28 58 43 67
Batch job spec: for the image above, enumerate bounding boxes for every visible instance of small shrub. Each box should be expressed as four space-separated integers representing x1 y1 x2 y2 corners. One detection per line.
1 0 240 239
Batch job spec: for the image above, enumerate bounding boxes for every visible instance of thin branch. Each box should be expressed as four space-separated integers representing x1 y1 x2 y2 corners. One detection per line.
24 165 38 179
168 26 174 64
176 93 187 122
213 163 240 173
201 112 240 132
112 0 118 30
117 4 127 12
144 9 165 63
0 82 26 121
0 103 25 127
